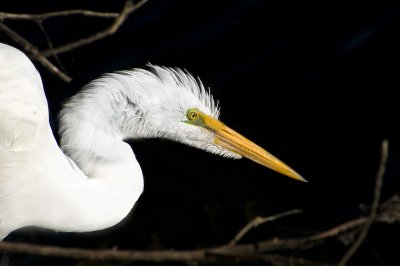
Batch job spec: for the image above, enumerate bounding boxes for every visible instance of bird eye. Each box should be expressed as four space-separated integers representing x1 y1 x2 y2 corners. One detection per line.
186 108 200 121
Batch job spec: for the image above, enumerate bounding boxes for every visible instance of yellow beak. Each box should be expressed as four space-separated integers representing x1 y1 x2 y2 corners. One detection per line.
201 113 306 182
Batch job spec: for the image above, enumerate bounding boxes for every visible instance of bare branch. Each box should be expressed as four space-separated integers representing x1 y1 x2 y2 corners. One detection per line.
0 22 71 82
0 241 338 266
339 139 388 266
0 10 118 21
229 209 302 246
41 0 148 57
0 0 148 81
254 217 367 252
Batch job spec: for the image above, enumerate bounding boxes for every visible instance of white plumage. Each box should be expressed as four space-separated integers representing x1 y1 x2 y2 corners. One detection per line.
0 43 304 240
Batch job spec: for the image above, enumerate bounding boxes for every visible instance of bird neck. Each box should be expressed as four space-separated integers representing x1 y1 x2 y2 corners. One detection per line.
48 79 145 232
59 81 137 175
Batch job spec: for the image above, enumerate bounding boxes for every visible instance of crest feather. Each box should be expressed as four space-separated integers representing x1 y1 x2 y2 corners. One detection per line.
145 65 220 118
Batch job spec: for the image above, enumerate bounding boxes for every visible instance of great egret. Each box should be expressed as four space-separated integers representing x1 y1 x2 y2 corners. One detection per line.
0 43 305 240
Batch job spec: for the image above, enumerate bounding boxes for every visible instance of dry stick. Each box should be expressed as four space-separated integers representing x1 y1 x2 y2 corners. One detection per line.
0 22 71 82
255 217 367 252
338 140 388 266
0 10 118 21
36 21 67 74
1 207 398 263
0 243 333 266
229 209 303 246
0 0 146 81
41 0 148 57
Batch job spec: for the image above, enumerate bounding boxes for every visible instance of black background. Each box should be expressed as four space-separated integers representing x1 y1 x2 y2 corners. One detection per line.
1 0 399 265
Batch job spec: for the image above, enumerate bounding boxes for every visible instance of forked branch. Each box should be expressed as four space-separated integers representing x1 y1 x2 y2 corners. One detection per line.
0 0 148 82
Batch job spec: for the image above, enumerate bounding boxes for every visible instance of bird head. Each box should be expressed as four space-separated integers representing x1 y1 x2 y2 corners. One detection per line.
121 66 306 182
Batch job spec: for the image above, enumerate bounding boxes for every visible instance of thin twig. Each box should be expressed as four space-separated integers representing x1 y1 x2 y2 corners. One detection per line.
255 217 367 252
41 0 148 57
339 139 388 266
36 21 67 74
229 209 302 246
0 22 71 82
0 10 118 21
0 0 148 81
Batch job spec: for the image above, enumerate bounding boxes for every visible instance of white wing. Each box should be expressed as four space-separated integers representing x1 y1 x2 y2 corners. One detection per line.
0 43 142 240
0 43 48 151
0 43 51 238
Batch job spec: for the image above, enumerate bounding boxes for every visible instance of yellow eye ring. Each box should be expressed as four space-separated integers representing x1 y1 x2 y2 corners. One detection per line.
186 108 200 121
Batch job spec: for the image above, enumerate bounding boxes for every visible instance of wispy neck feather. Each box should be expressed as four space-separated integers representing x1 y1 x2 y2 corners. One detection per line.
59 65 220 172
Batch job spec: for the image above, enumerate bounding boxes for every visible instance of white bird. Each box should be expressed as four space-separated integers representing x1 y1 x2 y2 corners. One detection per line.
0 43 305 240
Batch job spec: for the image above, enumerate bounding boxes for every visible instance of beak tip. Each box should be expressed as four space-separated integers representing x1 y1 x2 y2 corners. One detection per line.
288 170 308 183
294 174 308 183
299 177 308 183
